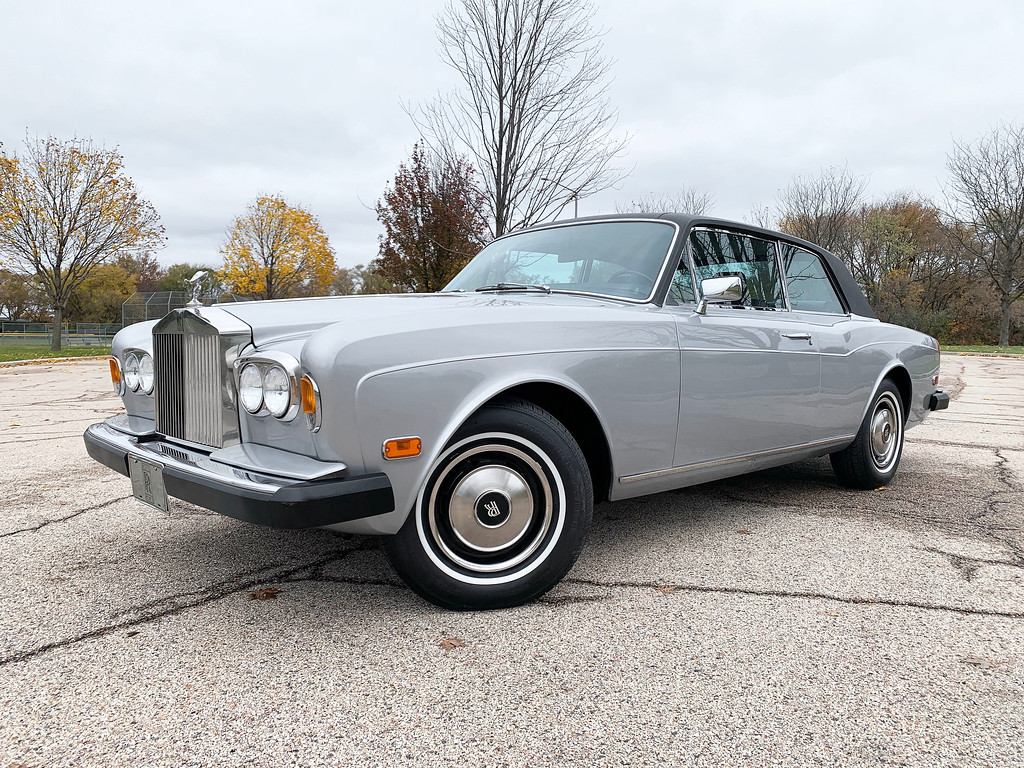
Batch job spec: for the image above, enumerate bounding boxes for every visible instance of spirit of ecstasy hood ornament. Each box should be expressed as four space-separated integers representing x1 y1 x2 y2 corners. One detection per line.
186 271 207 307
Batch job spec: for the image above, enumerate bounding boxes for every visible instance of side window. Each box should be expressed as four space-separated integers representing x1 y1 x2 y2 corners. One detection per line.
689 230 784 309
782 246 846 314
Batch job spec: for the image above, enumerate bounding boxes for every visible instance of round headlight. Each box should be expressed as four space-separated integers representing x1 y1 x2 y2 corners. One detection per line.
239 364 264 413
263 366 291 418
138 353 154 395
124 353 141 392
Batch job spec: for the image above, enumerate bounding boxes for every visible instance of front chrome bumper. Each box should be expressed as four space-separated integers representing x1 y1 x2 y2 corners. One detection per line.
84 418 394 529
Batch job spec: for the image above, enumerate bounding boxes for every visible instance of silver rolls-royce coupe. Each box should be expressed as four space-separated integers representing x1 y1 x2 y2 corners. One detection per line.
84 214 949 610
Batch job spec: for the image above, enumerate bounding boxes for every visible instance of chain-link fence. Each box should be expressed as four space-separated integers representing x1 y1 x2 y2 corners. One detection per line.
0 293 256 351
0 321 121 346
121 291 255 326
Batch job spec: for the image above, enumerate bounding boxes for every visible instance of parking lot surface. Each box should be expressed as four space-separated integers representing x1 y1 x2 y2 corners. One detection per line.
0 354 1022 767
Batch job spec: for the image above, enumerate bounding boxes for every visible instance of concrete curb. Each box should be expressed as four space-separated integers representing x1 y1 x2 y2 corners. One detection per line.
0 355 109 368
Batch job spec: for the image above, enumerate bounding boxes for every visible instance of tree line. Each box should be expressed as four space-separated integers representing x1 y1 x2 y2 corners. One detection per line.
2 0 1022 349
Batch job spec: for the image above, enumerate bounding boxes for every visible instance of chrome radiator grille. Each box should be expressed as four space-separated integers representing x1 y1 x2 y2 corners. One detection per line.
154 332 226 447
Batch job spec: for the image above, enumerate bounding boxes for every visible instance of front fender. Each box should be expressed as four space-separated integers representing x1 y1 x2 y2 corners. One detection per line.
348 348 678 535
349 357 604 535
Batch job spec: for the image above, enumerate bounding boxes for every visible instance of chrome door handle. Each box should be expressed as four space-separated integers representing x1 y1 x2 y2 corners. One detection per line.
782 332 812 342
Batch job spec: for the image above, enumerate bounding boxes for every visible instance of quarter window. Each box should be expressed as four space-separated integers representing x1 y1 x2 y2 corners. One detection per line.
782 246 846 314
667 255 696 305
689 230 784 309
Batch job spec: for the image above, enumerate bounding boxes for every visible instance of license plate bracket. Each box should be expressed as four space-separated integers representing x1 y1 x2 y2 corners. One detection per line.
128 455 169 512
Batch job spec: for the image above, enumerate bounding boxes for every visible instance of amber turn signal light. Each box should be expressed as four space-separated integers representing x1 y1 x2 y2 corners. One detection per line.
109 356 123 394
383 437 422 460
300 376 317 414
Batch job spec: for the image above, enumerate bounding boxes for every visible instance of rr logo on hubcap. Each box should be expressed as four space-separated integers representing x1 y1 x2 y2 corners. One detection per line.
475 491 512 527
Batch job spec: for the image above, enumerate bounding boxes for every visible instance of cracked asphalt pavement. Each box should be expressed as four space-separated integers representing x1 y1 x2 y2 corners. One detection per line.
1 355 1022 767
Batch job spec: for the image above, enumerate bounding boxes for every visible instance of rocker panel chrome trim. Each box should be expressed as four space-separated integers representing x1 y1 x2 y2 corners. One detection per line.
617 435 856 484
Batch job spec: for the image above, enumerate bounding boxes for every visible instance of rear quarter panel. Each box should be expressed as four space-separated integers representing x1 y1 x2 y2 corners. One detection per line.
815 316 940 433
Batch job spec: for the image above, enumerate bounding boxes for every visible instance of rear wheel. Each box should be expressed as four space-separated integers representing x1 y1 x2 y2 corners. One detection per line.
383 399 593 610
830 379 905 489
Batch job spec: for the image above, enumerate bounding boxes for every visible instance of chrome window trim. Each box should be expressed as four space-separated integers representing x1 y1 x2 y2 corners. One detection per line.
687 226 787 311
778 242 850 316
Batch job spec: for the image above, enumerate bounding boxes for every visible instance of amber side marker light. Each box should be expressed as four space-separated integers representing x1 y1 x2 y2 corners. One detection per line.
383 437 422 460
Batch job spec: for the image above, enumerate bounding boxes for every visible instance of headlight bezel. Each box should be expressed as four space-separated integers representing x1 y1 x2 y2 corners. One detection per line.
120 349 155 395
239 363 265 414
138 353 155 395
262 365 291 418
123 352 141 392
233 352 301 421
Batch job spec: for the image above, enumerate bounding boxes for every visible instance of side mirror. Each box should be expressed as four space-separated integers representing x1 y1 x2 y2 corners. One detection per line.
695 275 744 315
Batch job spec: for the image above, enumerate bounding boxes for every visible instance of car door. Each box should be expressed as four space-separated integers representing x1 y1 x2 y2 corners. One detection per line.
778 242 877 438
668 228 824 469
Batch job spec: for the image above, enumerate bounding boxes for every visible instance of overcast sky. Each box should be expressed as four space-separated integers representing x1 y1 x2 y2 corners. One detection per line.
3 0 1022 269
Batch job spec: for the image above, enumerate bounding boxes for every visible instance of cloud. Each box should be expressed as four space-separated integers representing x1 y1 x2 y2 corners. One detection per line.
4 0 1024 266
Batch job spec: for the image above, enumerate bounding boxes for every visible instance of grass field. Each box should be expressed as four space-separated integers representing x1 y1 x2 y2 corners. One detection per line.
943 345 1024 355
0 344 111 363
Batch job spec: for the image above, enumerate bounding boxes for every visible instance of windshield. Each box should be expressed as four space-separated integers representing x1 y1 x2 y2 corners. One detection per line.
443 220 677 301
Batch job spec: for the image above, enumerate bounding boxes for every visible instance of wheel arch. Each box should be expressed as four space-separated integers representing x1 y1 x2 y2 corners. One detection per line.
881 364 912 422
481 382 613 504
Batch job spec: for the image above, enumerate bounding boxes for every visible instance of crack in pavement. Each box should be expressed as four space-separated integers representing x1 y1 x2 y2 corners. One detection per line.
922 546 1023 581
4 545 1023 667
106 540 381 621
565 578 1024 620
0 496 132 538
907 437 1024 451
0 545 373 667
978 448 1024 567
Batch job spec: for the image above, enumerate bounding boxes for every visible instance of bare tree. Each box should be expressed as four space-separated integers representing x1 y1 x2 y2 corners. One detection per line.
0 136 164 350
945 122 1024 346
414 0 629 237
616 187 714 216
772 165 869 256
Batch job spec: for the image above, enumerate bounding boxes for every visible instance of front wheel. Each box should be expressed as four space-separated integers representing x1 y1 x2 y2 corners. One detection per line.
383 399 593 610
830 379 906 489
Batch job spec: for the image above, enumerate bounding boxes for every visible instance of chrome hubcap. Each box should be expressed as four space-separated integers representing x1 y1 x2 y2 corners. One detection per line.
869 393 902 471
426 441 554 574
449 466 534 552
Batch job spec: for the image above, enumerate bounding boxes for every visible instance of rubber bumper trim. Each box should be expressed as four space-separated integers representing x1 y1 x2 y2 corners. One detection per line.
927 390 950 411
84 425 394 530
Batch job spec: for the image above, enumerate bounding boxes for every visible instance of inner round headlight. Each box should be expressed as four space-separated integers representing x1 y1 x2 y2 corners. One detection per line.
262 366 291 418
239 364 264 413
123 353 141 392
138 354 154 395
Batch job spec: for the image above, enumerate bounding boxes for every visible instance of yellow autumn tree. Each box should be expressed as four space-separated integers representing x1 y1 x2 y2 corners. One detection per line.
0 136 165 350
219 196 336 300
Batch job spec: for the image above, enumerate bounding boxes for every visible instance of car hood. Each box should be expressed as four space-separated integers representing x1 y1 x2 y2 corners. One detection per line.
217 292 641 347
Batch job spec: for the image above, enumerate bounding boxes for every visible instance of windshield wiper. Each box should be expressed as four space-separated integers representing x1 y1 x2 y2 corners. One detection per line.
475 282 552 294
